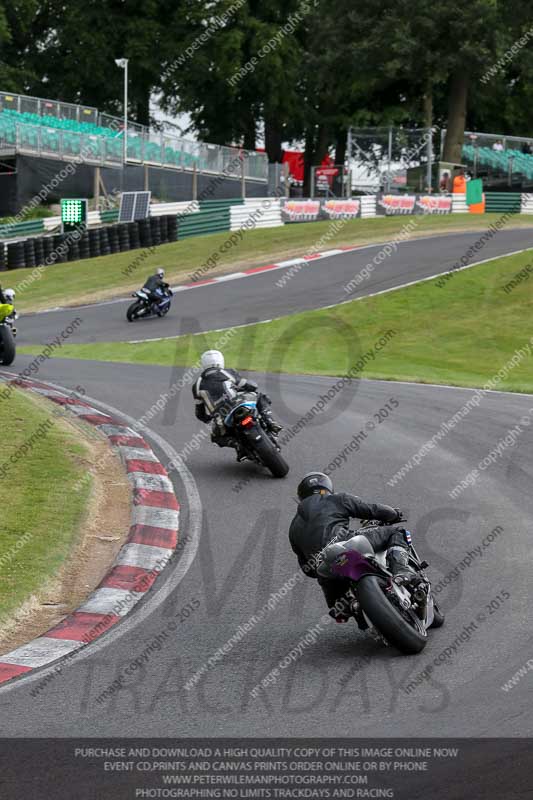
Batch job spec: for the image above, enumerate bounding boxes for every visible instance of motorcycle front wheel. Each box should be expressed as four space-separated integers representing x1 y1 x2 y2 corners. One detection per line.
0 325 16 365
357 575 428 654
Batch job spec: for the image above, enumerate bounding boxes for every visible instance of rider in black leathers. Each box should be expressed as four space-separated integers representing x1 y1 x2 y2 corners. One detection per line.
193 349 282 461
143 268 170 307
289 472 418 620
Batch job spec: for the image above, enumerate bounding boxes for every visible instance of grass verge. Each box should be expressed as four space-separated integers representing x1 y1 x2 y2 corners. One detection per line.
0 387 92 622
9 213 533 313
21 249 533 393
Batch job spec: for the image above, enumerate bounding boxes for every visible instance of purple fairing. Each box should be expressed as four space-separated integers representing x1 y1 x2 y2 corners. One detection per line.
330 549 382 582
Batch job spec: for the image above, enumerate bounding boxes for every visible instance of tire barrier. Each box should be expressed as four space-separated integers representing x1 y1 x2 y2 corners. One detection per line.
0 215 182 269
159 214 169 244
108 225 120 255
167 214 178 242
150 215 162 247
43 236 55 263
7 242 25 270
118 223 130 252
54 234 69 263
33 237 45 267
67 239 80 262
138 219 152 248
100 227 111 257
89 228 101 258
128 222 141 250
79 232 91 260
23 238 36 269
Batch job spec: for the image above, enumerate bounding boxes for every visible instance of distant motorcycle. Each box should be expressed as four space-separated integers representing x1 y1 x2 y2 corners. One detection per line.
215 390 289 478
127 286 172 321
0 313 17 365
318 519 444 654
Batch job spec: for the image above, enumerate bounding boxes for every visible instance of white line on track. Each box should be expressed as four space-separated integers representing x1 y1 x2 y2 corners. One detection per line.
0 372 203 693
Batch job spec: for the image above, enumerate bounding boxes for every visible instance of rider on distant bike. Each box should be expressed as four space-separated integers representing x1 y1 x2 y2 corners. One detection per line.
0 287 16 323
193 349 282 461
289 471 418 621
143 268 171 309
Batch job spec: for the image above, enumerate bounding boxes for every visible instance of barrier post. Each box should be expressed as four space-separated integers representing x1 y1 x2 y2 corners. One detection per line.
192 163 198 201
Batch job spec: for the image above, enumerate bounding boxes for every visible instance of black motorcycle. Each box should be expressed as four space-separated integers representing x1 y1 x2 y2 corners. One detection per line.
127 286 173 322
215 391 289 478
318 519 444 654
0 313 17 365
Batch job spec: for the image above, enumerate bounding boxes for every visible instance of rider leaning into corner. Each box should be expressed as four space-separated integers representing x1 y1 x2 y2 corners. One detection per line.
193 349 283 461
0 287 16 322
143 268 171 305
289 472 419 622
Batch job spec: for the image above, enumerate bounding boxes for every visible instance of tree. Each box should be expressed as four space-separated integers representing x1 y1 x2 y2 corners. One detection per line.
0 0 41 90
25 0 167 125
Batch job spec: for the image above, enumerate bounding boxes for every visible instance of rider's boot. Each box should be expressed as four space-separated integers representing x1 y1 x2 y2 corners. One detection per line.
386 546 421 585
235 442 249 462
263 410 283 434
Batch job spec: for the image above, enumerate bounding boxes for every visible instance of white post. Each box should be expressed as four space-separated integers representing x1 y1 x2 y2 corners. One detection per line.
123 59 129 164
115 58 129 165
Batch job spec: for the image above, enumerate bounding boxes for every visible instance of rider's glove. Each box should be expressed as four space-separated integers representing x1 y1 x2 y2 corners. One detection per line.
393 507 406 523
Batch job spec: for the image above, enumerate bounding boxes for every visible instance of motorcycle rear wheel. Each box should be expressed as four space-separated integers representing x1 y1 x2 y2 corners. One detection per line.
429 601 445 628
358 575 428 654
252 433 289 478
127 301 143 322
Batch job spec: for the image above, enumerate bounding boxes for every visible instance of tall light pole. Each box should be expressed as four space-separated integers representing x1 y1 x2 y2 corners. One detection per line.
115 58 129 165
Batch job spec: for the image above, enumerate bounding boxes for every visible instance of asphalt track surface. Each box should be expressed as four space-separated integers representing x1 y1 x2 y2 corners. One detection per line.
18 227 533 345
1 230 532 741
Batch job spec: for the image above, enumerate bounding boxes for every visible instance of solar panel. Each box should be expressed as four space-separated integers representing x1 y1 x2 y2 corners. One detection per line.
118 191 151 222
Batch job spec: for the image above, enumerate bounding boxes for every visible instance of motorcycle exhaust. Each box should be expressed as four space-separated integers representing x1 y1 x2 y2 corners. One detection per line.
413 586 428 619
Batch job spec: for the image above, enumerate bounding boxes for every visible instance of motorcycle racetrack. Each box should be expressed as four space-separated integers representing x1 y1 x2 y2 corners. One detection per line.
17 227 533 345
1 230 532 740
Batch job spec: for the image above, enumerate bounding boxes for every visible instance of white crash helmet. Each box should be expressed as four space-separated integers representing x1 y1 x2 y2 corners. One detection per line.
3 288 15 303
201 349 224 370
156 268 165 277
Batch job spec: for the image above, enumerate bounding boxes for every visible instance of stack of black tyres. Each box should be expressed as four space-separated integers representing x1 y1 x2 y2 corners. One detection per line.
118 223 130 252
159 215 169 244
128 222 141 250
7 242 25 270
108 226 120 254
100 227 111 257
24 239 36 268
79 232 91 260
89 228 101 258
1 215 179 275
52 234 67 263
167 215 178 242
43 236 55 264
150 216 162 247
33 237 45 266
138 219 152 248
67 237 80 262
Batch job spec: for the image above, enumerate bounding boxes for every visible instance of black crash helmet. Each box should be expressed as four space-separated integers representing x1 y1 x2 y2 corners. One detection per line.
297 471 333 501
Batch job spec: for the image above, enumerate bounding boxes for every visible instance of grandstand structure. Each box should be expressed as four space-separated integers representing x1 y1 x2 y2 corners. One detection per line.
454 130 533 188
0 90 268 215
